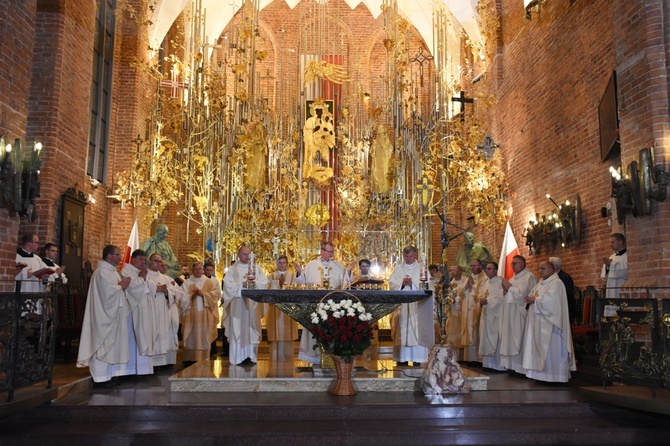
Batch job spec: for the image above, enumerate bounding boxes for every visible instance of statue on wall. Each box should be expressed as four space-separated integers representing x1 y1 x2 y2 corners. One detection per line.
454 232 492 274
140 223 180 278
371 125 392 194
241 119 268 191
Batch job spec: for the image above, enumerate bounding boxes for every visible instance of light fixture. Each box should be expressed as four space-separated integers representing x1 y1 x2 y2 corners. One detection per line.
523 194 581 255
0 134 44 221
524 0 545 20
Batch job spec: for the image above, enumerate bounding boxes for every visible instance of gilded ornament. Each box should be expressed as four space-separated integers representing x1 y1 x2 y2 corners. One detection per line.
305 204 330 228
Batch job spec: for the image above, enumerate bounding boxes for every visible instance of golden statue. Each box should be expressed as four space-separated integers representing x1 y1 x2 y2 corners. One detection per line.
304 59 350 86
241 119 268 190
371 125 392 193
303 99 334 184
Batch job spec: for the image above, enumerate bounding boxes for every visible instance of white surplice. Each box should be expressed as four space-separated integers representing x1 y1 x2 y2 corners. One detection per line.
146 269 178 365
388 261 434 363
478 275 506 371
499 267 537 373
295 258 350 364
121 263 158 368
15 249 48 293
222 262 268 365
523 273 576 383
77 260 147 382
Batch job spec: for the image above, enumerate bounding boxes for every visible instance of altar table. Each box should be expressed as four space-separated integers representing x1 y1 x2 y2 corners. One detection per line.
241 289 431 328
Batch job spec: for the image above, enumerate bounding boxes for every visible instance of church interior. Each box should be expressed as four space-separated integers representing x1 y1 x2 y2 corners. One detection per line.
1 0 670 443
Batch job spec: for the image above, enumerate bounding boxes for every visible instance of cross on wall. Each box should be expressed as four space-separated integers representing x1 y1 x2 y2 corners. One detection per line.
451 91 474 122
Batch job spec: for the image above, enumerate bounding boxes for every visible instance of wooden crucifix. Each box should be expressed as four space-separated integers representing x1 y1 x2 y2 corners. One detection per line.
451 91 474 122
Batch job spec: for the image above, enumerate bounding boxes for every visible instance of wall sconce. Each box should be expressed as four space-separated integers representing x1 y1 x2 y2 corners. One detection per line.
524 0 545 20
0 134 44 221
609 165 635 225
522 194 581 255
640 147 669 203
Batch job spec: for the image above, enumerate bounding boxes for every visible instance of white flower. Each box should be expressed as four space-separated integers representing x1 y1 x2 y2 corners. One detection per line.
311 315 320 324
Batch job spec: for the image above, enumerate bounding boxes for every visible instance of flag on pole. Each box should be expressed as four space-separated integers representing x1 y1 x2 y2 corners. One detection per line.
498 221 520 280
123 219 140 265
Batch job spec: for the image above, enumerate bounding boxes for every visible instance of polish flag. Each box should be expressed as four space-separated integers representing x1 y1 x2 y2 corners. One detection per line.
123 219 140 265
498 221 520 280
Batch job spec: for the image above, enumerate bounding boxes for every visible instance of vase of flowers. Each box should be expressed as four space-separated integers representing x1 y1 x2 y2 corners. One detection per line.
310 293 374 395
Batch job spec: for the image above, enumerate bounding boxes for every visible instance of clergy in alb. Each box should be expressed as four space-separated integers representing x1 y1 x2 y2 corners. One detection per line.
76 245 133 385
523 261 576 383
222 246 269 365
181 262 221 363
444 265 467 360
461 259 487 362
478 262 506 371
267 255 299 360
146 253 177 367
294 241 351 364
159 259 183 365
389 246 435 366
120 249 156 376
499 255 538 373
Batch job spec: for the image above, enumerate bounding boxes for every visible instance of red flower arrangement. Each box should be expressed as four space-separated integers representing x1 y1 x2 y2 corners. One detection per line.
309 298 375 362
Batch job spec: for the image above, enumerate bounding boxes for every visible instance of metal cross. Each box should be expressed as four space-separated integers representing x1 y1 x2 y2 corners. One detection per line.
409 47 434 87
451 91 474 122
160 66 187 99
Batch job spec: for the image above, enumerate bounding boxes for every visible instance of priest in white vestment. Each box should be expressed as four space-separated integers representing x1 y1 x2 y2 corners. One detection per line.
523 261 576 383
222 246 269 365
499 255 537 373
159 258 182 366
445 265 467 360
460 259 487 362
146 253 176 367
294 241 351 364
120 250 156 376
267 255 299 360
478 262 506 371
76 245 134 385
388 246 434 366
181 262 221 363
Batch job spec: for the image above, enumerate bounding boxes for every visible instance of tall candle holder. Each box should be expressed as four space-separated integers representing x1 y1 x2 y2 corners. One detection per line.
247 252 257 289
419 254 429 290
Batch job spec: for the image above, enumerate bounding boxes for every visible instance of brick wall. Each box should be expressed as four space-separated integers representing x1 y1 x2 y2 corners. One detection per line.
491 0 670 289
0 0 35 286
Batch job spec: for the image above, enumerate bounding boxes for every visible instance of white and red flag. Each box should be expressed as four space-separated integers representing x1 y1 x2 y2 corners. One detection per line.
498 221 520 280
122 219 140 265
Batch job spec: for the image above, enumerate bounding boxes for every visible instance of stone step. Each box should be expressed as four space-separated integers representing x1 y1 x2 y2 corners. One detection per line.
168 357 489 394
2 404 668 445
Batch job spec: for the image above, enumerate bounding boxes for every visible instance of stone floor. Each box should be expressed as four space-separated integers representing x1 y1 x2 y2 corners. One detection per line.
2 342 670 445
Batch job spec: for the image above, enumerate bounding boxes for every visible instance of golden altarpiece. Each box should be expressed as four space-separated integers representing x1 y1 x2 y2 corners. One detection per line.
114 0 507 297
